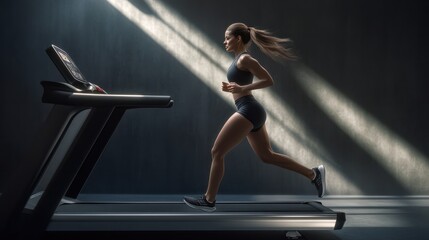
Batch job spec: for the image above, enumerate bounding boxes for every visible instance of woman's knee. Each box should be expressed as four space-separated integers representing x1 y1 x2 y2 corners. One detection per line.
211 146 225 161
257 150 274 164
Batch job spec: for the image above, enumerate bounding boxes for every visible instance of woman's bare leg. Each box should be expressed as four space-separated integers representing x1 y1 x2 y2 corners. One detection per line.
204 113 253 202
246 125 315 180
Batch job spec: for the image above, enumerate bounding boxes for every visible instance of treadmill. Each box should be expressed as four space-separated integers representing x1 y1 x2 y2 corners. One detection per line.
0 45 345 240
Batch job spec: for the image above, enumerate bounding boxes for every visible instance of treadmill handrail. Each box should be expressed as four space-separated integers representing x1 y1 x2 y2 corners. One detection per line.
42 87 174 108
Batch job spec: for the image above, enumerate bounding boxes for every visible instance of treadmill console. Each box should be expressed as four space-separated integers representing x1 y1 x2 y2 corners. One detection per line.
46 44 106 93
42 44 173 108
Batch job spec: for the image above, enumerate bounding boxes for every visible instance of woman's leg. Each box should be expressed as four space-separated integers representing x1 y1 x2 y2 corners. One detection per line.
204 113 253 202
246 125 315 180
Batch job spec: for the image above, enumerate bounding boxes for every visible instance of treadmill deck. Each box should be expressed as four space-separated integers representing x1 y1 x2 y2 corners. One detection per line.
49 201 344 231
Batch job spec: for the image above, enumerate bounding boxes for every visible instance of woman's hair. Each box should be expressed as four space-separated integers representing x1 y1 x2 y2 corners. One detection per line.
226 22 297 61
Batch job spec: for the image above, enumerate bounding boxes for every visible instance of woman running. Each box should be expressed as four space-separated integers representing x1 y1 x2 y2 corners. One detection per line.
184 23 326 212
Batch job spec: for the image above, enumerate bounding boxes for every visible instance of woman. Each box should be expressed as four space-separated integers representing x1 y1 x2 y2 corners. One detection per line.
184 23 325 212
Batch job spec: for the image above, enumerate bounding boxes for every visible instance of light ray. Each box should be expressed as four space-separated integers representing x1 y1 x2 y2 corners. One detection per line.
106 0 362 194
293 64 429 193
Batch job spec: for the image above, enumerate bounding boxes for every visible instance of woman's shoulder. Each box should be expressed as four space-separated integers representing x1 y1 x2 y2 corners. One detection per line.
237 53 260 70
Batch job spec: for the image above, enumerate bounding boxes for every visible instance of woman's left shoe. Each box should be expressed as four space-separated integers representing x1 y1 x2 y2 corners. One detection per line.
312 165 326 197
183 195 216 212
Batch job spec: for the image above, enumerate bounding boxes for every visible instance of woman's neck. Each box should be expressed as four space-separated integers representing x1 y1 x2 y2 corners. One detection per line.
234 48 247 57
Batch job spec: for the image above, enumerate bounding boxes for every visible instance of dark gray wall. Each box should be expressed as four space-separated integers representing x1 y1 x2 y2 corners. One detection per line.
1 0 428 196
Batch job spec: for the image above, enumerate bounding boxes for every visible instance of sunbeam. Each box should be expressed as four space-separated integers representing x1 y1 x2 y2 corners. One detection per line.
106 0 362 194
293 64 429 193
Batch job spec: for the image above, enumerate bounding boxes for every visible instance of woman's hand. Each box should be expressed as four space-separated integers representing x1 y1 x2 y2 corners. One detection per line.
222 82 229 92
222 82 243 93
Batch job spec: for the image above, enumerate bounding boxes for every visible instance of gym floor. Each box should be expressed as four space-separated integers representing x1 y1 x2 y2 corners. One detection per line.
42 195 429 240
300 195 429 240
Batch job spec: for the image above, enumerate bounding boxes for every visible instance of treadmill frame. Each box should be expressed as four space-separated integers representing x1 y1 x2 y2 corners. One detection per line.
0 45 345 240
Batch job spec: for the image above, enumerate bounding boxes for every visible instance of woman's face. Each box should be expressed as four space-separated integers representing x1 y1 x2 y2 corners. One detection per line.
223 31 240 53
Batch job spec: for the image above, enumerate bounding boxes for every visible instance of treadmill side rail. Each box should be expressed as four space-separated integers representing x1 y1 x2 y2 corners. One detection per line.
49 201 345 232
49 202 341 231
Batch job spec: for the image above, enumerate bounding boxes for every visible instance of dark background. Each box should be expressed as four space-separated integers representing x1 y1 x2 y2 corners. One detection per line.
0 0 428 196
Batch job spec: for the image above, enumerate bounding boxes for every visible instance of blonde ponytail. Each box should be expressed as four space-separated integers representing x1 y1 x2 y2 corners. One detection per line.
227 23 297 62
249 27 297 61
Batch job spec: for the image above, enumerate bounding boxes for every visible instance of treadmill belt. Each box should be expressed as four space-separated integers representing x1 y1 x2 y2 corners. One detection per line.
56 202 324 213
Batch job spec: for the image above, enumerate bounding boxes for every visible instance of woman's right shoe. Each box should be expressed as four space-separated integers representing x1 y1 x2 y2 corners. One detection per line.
183 195 216 212
312 165 326 198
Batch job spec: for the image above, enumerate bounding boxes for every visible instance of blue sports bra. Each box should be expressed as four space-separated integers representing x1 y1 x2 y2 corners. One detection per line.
227 52 253 85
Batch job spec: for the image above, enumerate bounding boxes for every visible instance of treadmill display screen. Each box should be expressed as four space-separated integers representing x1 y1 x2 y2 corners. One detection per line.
46 44 89 90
